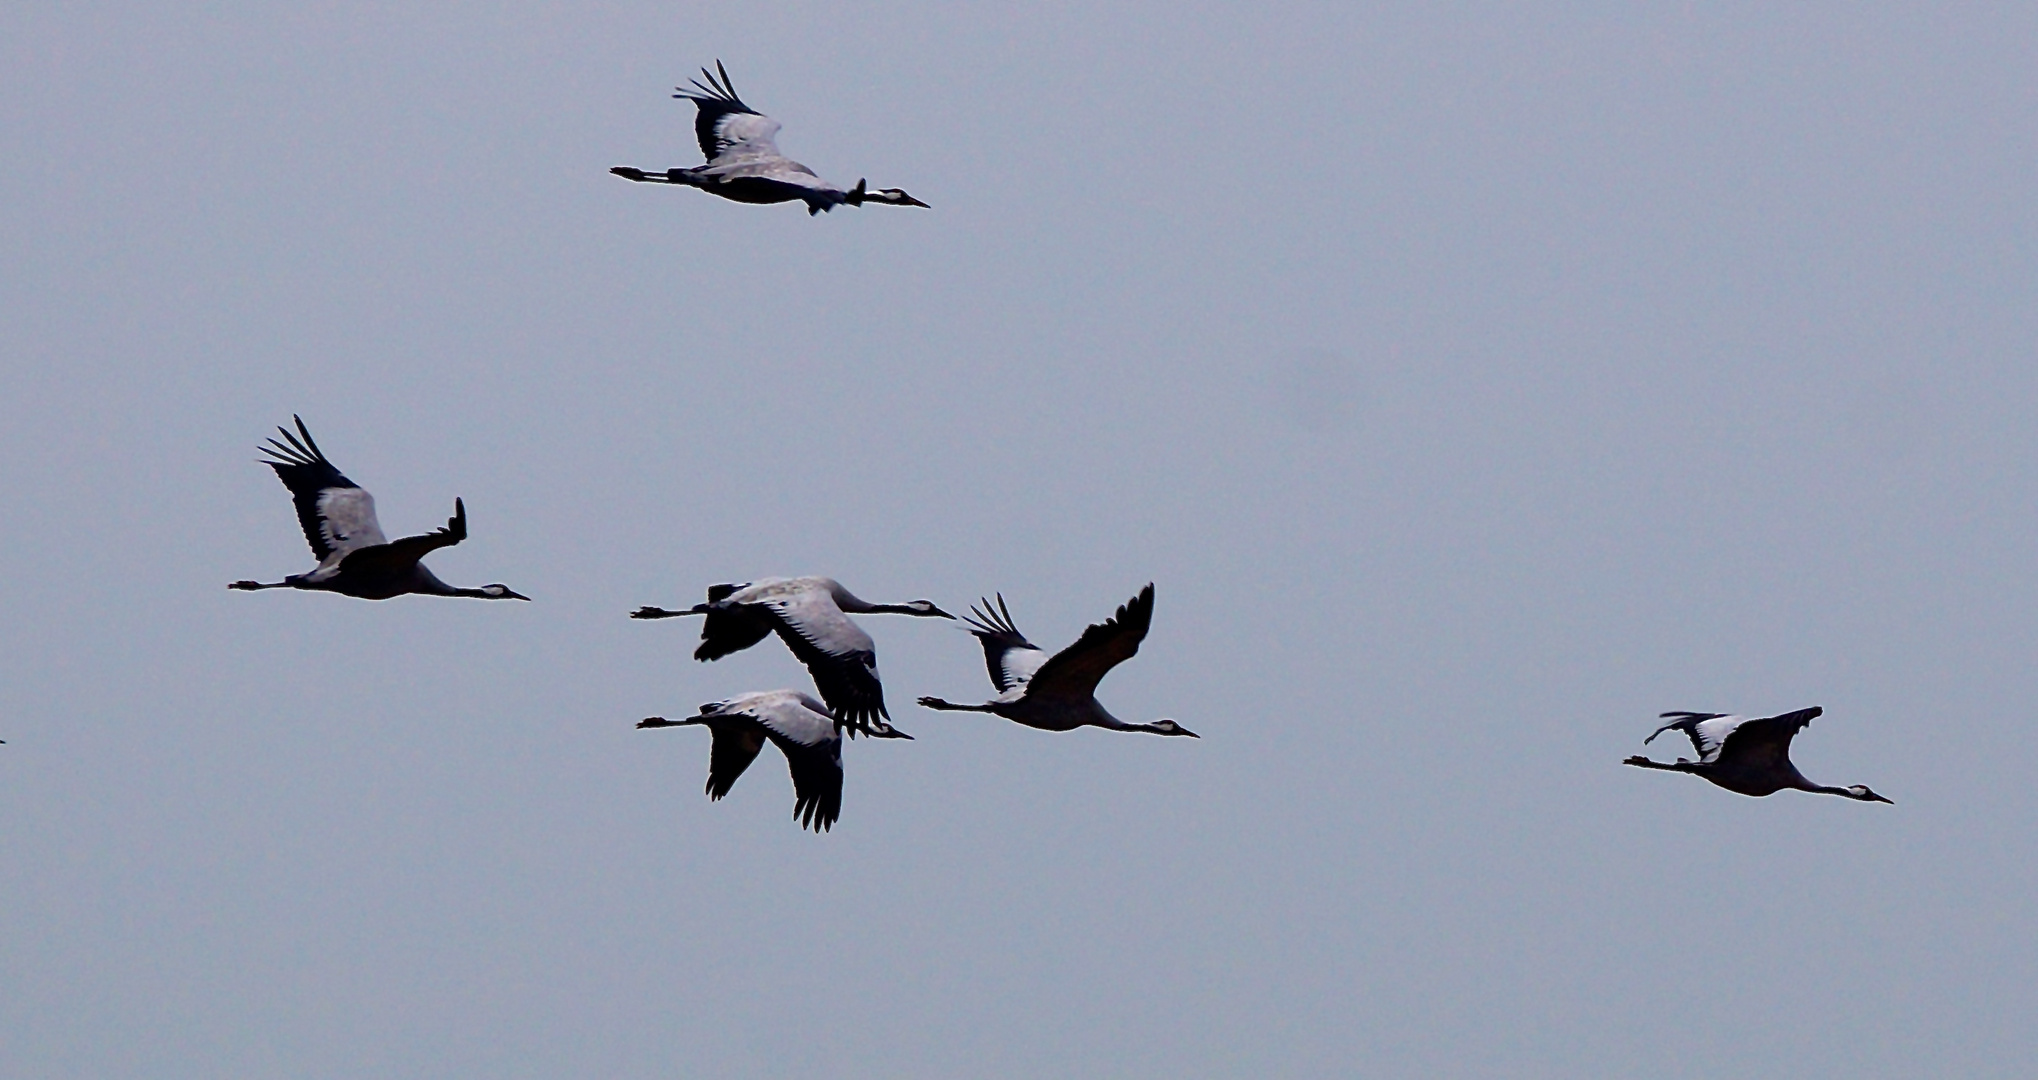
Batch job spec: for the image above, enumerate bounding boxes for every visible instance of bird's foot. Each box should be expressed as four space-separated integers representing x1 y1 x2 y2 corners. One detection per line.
630 606 676 619
228 580 262 590
610 166 647 181
1621 755 1652 766
637 716 679 728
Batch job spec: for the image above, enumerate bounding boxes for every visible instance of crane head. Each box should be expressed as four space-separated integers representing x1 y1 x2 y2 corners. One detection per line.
1148 719 1199 738
1844 785 1894 804
867 187 929 208
844 179 928 208
905 599 954 618
479 584 531 601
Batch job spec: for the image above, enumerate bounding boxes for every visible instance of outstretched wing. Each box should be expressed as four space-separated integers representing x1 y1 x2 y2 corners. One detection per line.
960 594 1048 693
1645 711 1742 763
759 590 889 734
674 61 784 164
1714 706 1822 772
693 583 776 662
1026 584 1156 703
702 717 769 801
745 693 844 833
258 416 386 561
337 498 467 578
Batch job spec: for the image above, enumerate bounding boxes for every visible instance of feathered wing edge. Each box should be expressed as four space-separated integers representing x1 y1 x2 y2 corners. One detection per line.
674 60 763 162
1026 583 1156 700
257 415 363 561
1645 711 1729 759
960 593 1042 693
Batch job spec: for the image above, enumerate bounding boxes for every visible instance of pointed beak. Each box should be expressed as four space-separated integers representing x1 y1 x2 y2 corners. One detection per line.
1870 792 1894 804
929 605 957 619
902 194 930 208
506 589 531 601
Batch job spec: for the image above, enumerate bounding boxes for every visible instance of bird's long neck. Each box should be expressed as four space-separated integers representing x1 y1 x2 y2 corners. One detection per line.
1780 765 1834 795
414 568 463 596
414 569 495 599
1087 704 1139 732
827 584 874 612
830 586 925 615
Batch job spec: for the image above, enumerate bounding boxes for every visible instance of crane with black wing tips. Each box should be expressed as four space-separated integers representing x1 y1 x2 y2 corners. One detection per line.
610 61 930 216
919 584 1197 738
639 689 908 833
228 416 529 602
631 576 951 738
1623 706 1892 802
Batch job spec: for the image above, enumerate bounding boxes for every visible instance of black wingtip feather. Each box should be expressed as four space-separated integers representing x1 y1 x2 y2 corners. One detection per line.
292 415 323 459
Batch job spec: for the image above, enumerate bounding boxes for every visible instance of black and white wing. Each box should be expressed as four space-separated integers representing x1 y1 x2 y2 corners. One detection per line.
258 416 387 563
637 699 771 801
1712 706 1822 771
960 594 1048 693
674 61 785 165
693 582 776 661
337 498 467 578
694 708 769 801
1645 712 1743 763
742 691 844 833
759 589 889 735
1026 584 1156 703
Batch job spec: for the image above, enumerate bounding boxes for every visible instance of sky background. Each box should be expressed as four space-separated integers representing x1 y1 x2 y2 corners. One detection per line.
3 2 2035 1076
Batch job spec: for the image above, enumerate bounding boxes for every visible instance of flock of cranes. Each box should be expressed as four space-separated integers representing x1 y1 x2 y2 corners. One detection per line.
206 62 1898 831
230 419 1188 831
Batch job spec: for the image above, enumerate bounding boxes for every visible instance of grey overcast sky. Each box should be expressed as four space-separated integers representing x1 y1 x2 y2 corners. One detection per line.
3 2 2035 1076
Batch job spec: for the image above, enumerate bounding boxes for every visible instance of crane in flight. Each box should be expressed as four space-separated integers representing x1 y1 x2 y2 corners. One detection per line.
632 577 950 737
611 62 929 216
1624 706 1892 802
640 689 908 832
918 585 1197 738
229 417 528 602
